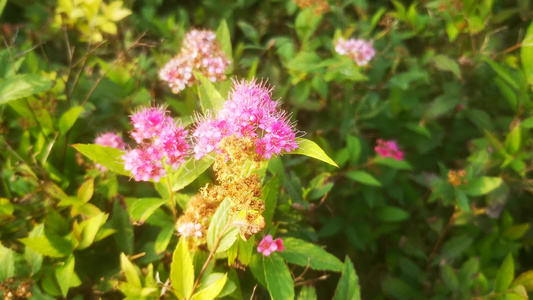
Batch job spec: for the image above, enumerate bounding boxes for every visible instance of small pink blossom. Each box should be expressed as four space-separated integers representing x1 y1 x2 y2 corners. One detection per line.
191 79 300 160
335 38 376 66
257 235 285 257
130 106 173 143
375 139 404 161
122 147 166 182
94 132 126 171
122 105 190 182
95 132 126 150
159 29 230 94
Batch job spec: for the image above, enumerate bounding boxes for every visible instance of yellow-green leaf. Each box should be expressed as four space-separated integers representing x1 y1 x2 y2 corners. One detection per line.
191 273 227 300
288 138 338 167
171 237 195 299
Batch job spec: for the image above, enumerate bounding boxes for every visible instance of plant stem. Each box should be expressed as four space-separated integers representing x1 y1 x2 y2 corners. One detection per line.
166 177 177 220
190 219 233 295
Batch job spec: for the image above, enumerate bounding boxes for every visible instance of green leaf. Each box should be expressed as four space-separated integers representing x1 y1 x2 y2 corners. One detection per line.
375 206 410 222
120 253 142 288
439 234 473 260
59 106 84 135
191 273 228 300
0 197 14 215
441 265 459 291
262 176 279 228
465 109 494 131
111 200 134 255
171 237 195 299
346 170 381 187
520 117 533 128
216 19 232 59
425 94 460 120
504 223 531 240
465 177 503 196
55 256 81 297
0 244 15 281
249 254 267 287
504 126 521 154
431 55 461 79
77 178 94 203
171 156 214 192
19 234 74 258
207 199 239 253
279 237 343 272
298 286 317 300
155 224 175 254
381 276 420 300
72 144 128 176
24 224 44 275
0 0 7 19
263 253 295 300
196 72 225 113
481 57 519 90
128 198 168 223
0 74 53 104
333 256 361 300
495 253 514 293
77 212 108 250
512 270 533 291
373 157 413 170
456 190 470 212
521 21 533 86
286 52 322 73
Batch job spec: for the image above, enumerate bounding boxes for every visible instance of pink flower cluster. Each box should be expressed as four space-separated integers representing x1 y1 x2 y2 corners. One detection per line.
375 139 404 161
159 29 231 94
94 132 127 171
257 235 285 257
192 79 299 160
122 106 189 182
335 38 376 66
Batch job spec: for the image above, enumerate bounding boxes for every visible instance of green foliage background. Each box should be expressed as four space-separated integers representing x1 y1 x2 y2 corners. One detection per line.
1 0 533 299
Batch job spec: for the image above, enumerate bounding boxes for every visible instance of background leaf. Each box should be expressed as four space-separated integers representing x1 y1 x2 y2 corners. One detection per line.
0 74 52 104
346 170 381 186
263 253 295 300
279 237 343 272
495 253 514 293
333 256 361 300
72 144 128 176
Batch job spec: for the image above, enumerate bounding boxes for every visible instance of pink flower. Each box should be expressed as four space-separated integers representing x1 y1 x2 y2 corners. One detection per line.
122 105 190 182
94 132 126 171
130 106 173 143
159 29 231 94
375 139 404 161
257 235 285 256
191 79 300 160
122 147 166 182
335 38 376 66
95 132 126 150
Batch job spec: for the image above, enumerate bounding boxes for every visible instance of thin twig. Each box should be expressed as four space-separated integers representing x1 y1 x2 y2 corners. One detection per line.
426 208 457 270
293 274 330 287
191 219 233 296
249 284 258 300
166 177 177 220
293 257 312 282
80 32 147 107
